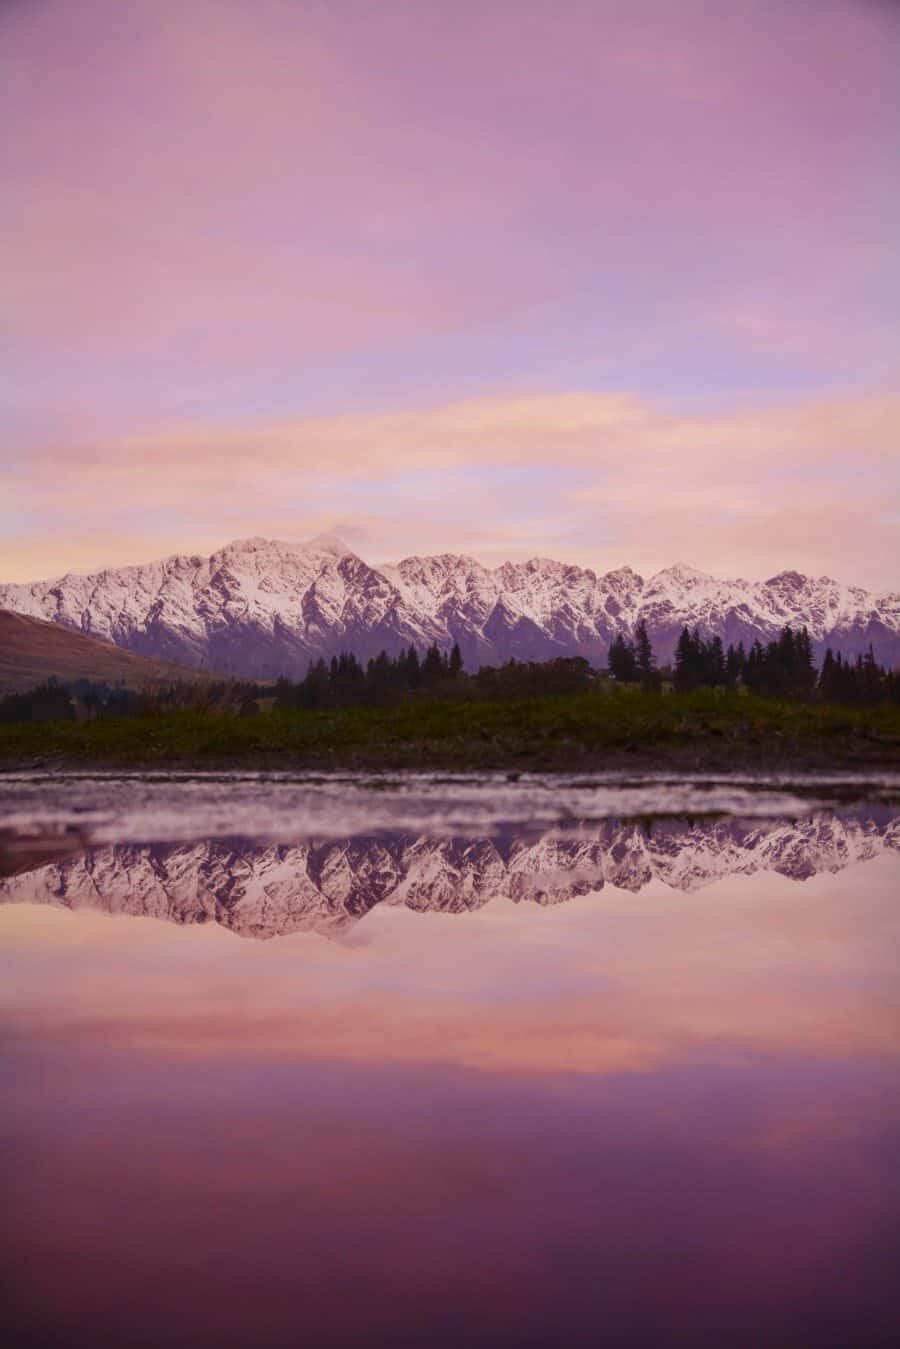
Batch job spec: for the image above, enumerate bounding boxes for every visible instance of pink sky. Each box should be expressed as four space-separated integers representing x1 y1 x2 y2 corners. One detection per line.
2 0 899 587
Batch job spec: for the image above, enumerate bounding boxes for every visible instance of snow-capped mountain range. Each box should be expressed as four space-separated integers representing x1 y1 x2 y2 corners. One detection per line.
1 535 898 677
3 813 897 939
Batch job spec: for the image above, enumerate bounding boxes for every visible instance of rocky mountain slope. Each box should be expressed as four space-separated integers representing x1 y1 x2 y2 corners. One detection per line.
2 535 898 677
3 813 897 939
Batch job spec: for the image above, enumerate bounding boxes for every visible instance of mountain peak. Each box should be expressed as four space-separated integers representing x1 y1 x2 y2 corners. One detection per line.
764 569 809 589
603 565 644 586
650 562 714 585
0 542 897 676
220 532 354 557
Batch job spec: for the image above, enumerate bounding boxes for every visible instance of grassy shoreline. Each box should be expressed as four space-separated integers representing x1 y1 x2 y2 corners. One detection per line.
1 690 898 774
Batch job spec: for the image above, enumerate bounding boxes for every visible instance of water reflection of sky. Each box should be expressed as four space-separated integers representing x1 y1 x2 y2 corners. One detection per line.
3 855 899 1071
3 831 900 1346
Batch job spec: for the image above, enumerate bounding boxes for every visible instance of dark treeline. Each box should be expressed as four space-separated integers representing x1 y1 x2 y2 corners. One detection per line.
275 643 462 710
0 676 267 725
669 624 898 703
606 620 897 703
671 626 817 696
0 646 597 725
1 628 897 725
817 646 899 705
274 643 597 709
0 678 76 724
608 620 659 687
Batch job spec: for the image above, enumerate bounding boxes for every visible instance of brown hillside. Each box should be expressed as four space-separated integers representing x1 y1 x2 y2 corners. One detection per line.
0 610 209 695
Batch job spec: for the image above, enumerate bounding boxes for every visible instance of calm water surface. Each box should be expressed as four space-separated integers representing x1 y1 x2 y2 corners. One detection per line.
2 774 899 1347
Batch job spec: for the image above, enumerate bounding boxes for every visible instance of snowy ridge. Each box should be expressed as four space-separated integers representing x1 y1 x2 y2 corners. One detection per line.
3 813 897 939
1 535 898 677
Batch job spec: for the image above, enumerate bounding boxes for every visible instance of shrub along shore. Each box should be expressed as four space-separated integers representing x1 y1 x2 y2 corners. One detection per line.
1 688 898 774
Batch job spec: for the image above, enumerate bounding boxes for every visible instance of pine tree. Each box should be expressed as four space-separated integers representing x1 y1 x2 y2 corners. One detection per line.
634 620 656 686
673 627 695 692
796 626 816 691
725 642 746 688
745 639 765 694
708 634 726 686
861 645 884 703
608 633 637 682
403 645 421 687
422 644 445 686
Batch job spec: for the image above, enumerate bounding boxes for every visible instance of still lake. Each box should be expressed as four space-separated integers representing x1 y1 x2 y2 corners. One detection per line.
3 773 900 1348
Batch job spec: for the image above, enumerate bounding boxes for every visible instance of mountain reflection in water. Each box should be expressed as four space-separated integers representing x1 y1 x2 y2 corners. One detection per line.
3 808 898 938
3 794 900 1349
